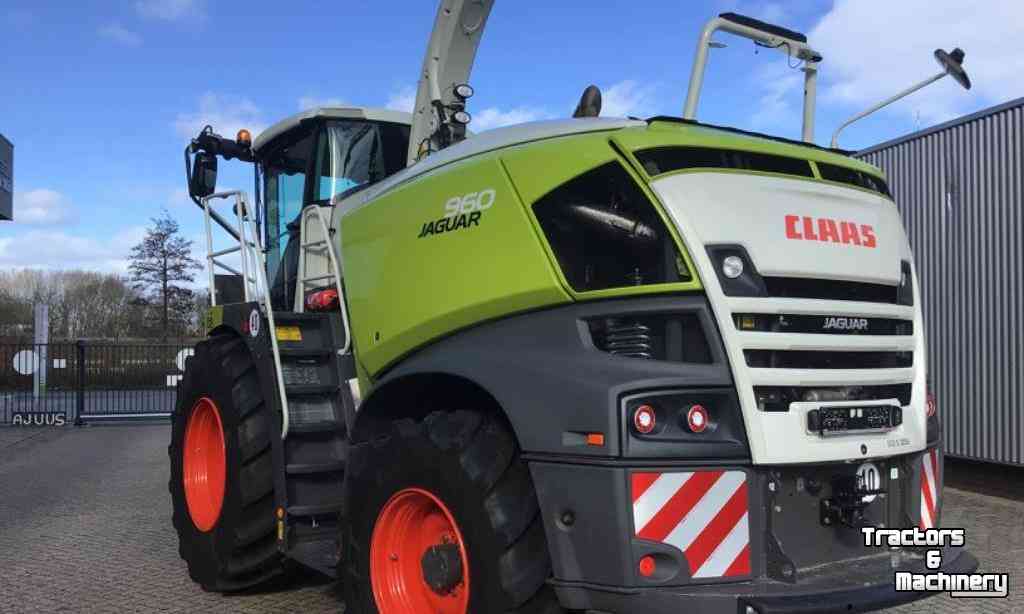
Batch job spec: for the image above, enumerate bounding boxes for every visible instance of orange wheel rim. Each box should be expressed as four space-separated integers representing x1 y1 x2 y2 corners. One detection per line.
182 397 226 532
370 488 470 613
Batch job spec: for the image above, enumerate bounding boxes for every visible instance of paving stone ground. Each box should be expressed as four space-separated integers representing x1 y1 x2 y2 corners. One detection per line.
0 424 1019 613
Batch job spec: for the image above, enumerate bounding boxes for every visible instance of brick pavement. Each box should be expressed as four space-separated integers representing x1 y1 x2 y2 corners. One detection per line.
0 424 1019 613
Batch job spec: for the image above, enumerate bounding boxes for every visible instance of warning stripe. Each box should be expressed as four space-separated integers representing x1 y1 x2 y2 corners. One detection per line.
631 472 662 503
919 449 940 529
631 470 750 579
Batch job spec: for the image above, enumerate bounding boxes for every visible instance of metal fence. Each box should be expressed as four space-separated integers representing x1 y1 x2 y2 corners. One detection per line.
0 342 195 424
858 96 1024 467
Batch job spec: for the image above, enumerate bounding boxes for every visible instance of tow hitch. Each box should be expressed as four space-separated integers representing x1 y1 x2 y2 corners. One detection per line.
820 474 887 528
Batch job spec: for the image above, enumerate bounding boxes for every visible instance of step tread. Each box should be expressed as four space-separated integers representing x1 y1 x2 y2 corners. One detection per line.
287 420 345 434
287 502 345 517
285 383 339 396
280 348 334 358
286 460 346 475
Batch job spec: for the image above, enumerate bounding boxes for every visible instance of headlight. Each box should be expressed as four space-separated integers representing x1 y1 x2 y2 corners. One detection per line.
722 255 744 279
705 245 767 297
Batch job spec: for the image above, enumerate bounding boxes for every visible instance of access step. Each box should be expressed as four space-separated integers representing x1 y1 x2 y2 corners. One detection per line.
286 460 346 475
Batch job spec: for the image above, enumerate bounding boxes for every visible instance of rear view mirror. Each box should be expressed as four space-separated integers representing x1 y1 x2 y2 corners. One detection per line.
189 151 218 199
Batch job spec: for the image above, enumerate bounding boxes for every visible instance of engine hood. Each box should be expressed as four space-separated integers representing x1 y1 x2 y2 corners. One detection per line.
650 172 911 285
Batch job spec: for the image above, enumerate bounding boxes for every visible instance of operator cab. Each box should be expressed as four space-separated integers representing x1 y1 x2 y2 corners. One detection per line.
253 107 411 309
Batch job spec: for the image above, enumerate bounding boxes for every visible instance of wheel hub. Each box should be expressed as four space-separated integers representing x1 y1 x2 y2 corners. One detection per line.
421 542 464 594
370 487 470 613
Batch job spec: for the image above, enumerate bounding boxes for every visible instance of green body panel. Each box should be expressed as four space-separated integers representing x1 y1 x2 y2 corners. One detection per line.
339 120 886 382
340 153 572 377
204 305 224 333
500 133 703 302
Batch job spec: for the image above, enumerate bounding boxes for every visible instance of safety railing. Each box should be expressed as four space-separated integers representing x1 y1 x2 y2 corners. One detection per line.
200 191 292 439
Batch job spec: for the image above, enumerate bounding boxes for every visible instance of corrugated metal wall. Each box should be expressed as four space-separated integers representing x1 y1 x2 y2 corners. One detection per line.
858 100 1024 466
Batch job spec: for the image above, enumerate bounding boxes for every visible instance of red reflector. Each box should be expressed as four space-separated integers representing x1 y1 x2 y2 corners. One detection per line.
638 555 656 578
586 433 605 447
687 404 709 433
634 405 656 434
926 391 937 417
305 288 339 311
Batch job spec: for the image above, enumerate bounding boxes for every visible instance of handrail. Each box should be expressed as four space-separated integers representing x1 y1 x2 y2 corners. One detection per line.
298 205 353 354
201 191 292 439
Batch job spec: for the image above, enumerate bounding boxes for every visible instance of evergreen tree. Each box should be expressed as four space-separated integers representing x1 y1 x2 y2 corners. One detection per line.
128 211 201 339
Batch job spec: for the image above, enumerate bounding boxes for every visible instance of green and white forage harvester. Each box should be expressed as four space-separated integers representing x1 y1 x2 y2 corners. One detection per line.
172 2 978 612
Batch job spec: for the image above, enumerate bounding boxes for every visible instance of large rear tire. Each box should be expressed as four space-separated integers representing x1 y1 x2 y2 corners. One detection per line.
342 410 565 614
169 333 284 591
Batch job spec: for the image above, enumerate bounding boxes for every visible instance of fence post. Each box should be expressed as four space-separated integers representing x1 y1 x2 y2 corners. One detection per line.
75 340 86 426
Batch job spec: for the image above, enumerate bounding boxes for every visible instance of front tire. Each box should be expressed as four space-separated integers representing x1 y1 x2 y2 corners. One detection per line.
342 410 565 614
169 333 284 591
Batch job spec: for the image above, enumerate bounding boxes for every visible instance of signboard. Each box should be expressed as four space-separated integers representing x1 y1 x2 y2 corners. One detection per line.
0 133 11 221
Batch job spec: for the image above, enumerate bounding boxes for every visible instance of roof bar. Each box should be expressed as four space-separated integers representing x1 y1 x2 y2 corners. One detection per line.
683 12 823 143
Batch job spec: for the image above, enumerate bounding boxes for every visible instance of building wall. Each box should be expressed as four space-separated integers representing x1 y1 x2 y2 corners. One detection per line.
858 99 1024 466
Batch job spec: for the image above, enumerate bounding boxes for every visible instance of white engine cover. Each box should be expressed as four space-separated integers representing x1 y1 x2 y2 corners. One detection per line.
650 172 928 465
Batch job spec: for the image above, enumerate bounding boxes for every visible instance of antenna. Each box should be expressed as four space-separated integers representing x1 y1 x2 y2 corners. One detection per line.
831 48 971 148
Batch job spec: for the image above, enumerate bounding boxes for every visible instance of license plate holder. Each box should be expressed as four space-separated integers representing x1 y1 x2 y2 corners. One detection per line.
806 403 901 437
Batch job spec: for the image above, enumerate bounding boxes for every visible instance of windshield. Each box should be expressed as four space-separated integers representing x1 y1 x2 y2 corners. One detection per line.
313 120 410 204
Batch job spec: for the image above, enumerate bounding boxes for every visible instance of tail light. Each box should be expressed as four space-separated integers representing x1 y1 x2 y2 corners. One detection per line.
638 555 657 578
621 390 748 459
686 404 709 433
305 288 339 312
633 405 657 434
926 389 937 418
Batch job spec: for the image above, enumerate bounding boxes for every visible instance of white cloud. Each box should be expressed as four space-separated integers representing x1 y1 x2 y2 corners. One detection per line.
472 107 548 131
135 0 205 21
15 189 76 226
385 86 417 113
747 63 804 133
0 226 146 273
600 80 660 118
174 93 265 140
98 23 142 46
809 0 1024 124
298 96 347 110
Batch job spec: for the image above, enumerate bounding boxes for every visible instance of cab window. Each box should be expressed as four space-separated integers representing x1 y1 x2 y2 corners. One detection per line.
313 121 411 204
263 129 314 295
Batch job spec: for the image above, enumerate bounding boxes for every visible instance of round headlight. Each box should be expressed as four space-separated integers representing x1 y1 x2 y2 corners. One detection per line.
722 255 744 279
452 110 472 125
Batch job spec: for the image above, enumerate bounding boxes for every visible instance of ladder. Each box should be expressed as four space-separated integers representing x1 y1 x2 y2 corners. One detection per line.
199 191 291 438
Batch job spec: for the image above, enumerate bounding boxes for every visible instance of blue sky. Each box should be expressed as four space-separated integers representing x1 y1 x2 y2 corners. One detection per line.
1 0 1020 274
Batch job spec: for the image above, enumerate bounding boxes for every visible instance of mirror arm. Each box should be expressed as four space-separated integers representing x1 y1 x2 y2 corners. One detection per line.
830 70 947 148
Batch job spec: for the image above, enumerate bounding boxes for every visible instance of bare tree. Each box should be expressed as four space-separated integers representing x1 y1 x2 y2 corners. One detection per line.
128 211 201 339
0 269 151 340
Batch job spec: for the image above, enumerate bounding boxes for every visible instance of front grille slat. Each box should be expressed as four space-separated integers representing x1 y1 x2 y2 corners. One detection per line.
744 350 913 370
762 277 900 304
734 313 913 336
754 384 912 412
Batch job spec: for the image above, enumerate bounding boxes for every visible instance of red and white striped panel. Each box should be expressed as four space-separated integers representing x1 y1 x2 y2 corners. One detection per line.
919 449 941 529
631 470 750 579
